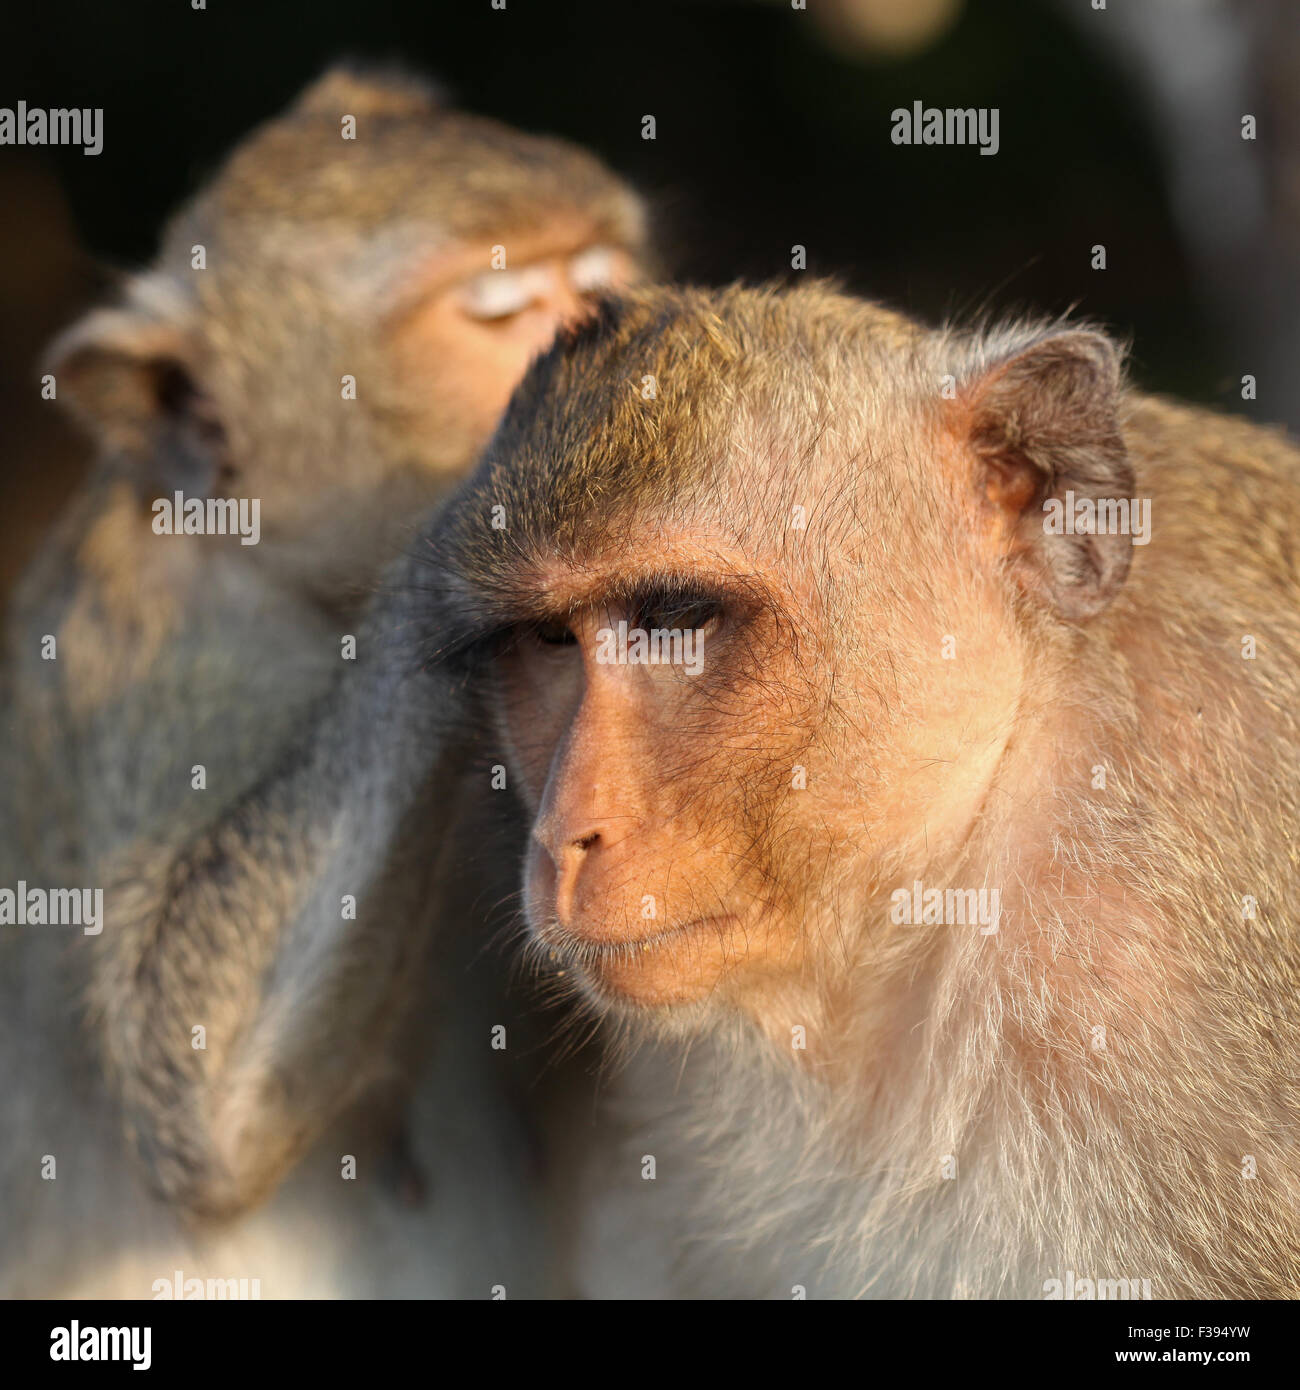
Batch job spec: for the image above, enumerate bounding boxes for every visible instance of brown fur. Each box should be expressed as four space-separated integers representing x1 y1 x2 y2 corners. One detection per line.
429 282 1300 1298
0 64 644 1296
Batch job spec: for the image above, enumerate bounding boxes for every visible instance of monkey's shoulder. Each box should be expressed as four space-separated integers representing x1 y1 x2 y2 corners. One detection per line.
1123 392 1300 490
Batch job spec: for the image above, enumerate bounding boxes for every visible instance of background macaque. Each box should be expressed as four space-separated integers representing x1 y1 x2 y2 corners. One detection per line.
0 65 644 1296
424 282 1300 1297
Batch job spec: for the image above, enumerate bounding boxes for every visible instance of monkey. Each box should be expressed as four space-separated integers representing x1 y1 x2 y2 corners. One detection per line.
0 63 646 1297
415 280 1300 1299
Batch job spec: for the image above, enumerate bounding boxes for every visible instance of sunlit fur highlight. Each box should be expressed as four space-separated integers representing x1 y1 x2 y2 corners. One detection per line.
435 281 1300 1298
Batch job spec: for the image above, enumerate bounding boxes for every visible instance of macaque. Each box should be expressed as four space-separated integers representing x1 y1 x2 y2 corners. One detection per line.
425 282 1300 1298
0 65 644 1297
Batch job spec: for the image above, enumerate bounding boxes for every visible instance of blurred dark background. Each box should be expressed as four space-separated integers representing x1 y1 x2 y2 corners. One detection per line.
3 0 1299 594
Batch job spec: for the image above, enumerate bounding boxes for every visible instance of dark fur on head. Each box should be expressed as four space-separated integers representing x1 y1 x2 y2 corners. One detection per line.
431 280 1131 646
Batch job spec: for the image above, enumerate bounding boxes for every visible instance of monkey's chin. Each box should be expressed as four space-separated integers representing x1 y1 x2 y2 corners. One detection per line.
540 916 741 1011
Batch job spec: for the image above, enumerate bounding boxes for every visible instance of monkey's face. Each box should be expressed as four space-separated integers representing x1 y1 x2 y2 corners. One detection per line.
389 228 639 463
474 525 1020 1024
46 81 649 608
487 550 820 1014
443 283 1129 1026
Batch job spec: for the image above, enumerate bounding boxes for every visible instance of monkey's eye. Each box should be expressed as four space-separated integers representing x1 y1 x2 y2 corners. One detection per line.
531 619 577 646
457 268 545 321
569 245 620 294
632 594 725 633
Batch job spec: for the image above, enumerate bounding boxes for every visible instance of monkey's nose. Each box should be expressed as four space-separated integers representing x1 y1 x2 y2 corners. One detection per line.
552 833 600 928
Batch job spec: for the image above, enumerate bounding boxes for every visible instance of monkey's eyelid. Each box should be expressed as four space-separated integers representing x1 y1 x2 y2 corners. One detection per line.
620 577 731 629
568 245 619 293
458 268 548 320
632 597 724 632
530 618 578 645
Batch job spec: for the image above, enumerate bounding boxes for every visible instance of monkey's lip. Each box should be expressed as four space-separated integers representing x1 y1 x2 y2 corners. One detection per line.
539 914 737 960
538 915 748 1007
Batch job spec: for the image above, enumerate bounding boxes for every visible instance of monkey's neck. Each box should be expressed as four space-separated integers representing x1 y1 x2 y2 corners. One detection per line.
776 653 1286 1295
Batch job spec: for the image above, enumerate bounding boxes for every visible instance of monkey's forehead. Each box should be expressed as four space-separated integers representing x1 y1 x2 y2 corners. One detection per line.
422 285 950 615
172 110 644 247
480 282 920 491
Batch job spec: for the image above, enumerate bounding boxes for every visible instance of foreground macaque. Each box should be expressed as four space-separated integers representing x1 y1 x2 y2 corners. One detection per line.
429 283 1300 1297
0 65 644 1296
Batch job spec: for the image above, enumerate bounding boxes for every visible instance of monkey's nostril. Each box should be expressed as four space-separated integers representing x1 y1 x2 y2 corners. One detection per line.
573 832 600 851
551 840 592 929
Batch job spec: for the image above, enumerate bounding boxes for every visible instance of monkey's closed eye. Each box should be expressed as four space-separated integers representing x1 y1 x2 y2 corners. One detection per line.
457 268 547 321
569 245 620 294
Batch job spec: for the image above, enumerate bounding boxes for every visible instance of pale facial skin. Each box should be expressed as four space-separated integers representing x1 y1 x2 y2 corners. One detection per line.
488 478 1025 1032
502 583 750 1013
391 225 638 451
468 318 1123 1036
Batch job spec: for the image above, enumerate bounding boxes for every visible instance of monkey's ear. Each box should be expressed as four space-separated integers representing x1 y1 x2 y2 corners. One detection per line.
956 330 1133 621
46 297 225 498
291 62 448 120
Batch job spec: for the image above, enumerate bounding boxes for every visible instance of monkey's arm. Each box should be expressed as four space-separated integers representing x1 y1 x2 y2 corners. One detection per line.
89 593 465 1222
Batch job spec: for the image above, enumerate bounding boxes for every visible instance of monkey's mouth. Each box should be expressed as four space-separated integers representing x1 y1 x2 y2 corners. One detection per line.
532 915 744 1005
541 915 728 957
